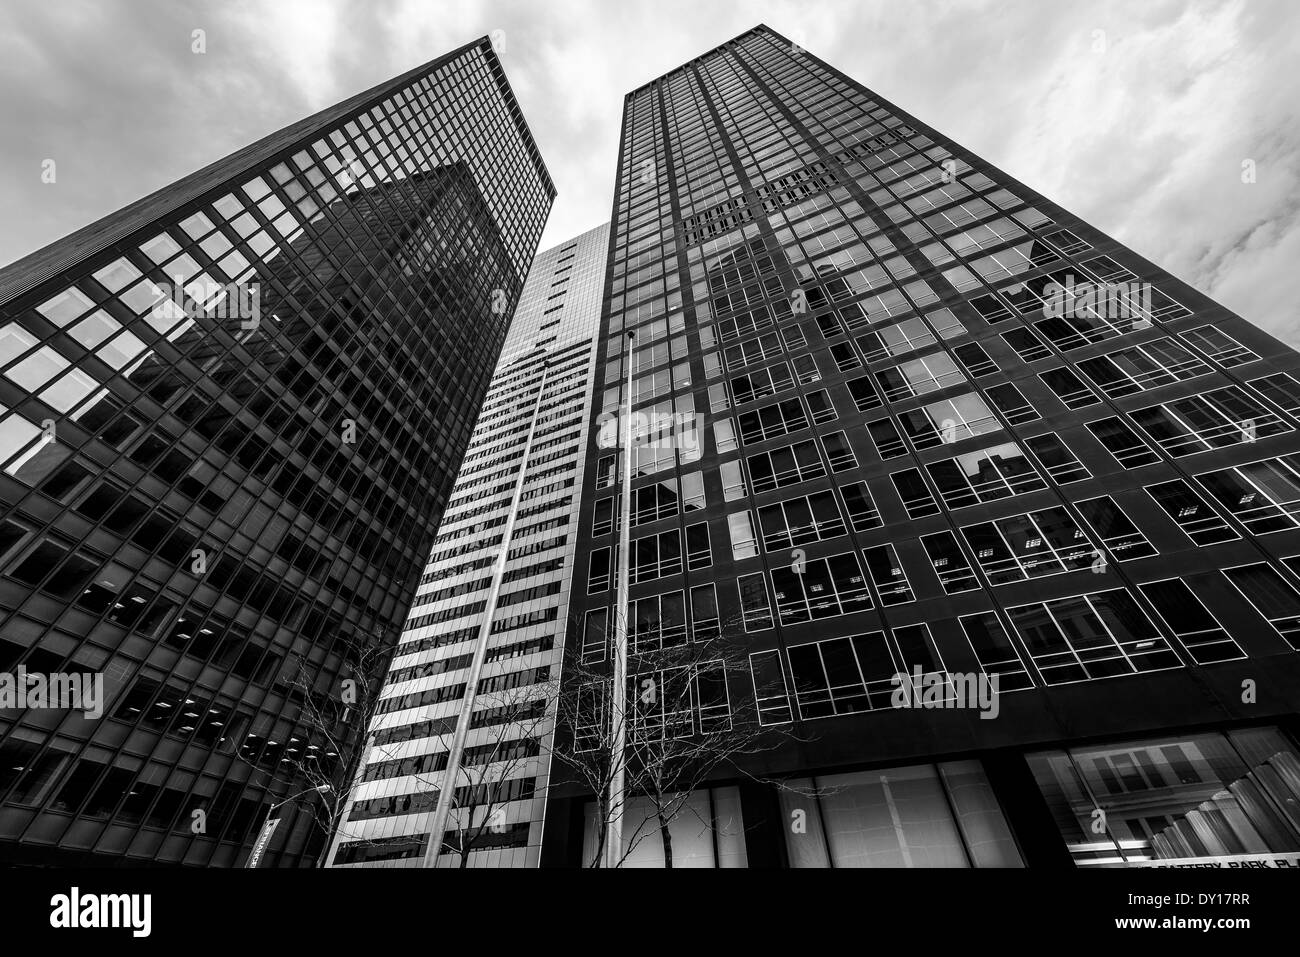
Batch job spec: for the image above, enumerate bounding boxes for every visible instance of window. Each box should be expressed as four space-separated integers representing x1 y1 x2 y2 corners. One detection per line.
757 490 846 551
958 612 1034 691
1002 326 1051 363
1080 254 1136 283
721 461 746 502
962 507 1097 585
5 345 70 393
1221 563 1300 648
1139 579 1243 664
820 432 857 471
927 442 1046 509
845 377 882 413
840 482 882 531
829 342 861 373
738 573 774 631
953 342 997 378
1024 434 1086 486
1248 372 1300 416
630 592 687 654
1043 227 1090 255
1182 325 1258 367
750 650 793 725
583 608 608 663
1088 416 1160 469
747 439 825 493
36 286 95 326
1027 727 1300 866
141 230 184 263
0 414 45 475
1077 341 1209 397
1145 479 1237 545
899 393 999 449
971 293 1014 324
863 543 913 604
592 497 615 537
1196 456 1300 535
1075 496 1157 561
681 471 706 511
691 583 720 641
713 419 739 453
727 511 759 561
855 316 935 362
731 361 794 405
769 552 873 625
985 382 1039 425
866 417 907 459
876 351 965 401
1131 386 1290 458
686 522 712 570
1039 366 1098 409
892 468 941 518
633 478 683 526
596 455 617 489
805 389 837 424
784 632 892 719
926 307 965 340
922 531 979 594
1034 306 1123 353
631 529 682 583
792 354 821 384
587 548 612 594
1005 588 1179 685
737 397 808 445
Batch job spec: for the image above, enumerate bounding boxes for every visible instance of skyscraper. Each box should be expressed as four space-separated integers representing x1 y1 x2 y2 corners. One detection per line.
328 223 609 867
543 24 1300 868
0 36 553 866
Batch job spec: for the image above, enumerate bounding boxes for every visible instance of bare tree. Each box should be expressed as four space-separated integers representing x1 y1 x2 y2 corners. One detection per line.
551 610 810 868
237 628 390 866
426 675 558 867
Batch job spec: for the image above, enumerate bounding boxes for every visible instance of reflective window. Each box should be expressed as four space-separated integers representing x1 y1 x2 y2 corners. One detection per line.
1028 727 1300 866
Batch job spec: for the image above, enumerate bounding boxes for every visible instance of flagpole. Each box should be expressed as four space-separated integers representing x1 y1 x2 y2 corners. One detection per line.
604 330 635 868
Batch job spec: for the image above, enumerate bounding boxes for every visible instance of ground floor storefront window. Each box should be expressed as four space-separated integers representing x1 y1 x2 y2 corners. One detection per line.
779 760 1023 867
1027 726 1300 866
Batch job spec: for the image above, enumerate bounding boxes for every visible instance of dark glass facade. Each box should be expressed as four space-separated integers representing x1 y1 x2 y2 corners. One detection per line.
0 37 553 866
544 24 1300 868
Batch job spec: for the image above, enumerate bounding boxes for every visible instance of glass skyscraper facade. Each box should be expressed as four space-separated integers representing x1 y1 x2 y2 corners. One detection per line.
327 223 609 867
543 24 1300 868
0 36 553 866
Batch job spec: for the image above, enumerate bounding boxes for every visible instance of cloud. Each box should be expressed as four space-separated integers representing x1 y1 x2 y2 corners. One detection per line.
1 0 1297 344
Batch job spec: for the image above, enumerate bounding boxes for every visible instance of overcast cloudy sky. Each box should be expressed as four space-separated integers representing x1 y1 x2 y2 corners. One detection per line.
1 0 1297 343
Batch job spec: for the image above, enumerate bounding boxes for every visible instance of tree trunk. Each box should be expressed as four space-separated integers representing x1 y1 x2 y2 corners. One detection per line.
658 809 673 869
590 792 609 867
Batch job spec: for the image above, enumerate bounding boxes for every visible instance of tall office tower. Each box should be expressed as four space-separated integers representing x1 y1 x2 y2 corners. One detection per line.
543 25 1300 868
0 37 553 866
327 222 610 868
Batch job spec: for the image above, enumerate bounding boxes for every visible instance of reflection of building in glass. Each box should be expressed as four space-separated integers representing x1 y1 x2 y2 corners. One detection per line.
327 224 609 867
1028 728 1300 866
542 25 1300 868
0 36 553 866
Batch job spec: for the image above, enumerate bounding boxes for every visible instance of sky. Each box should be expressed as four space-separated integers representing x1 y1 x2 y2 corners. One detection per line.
1 0 1297 344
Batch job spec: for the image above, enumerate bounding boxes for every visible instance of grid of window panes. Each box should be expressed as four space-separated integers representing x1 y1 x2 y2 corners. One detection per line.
570 24 1300 751
0 39 553 866
329 225 609 868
